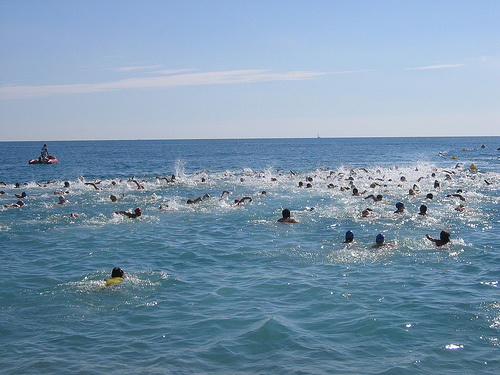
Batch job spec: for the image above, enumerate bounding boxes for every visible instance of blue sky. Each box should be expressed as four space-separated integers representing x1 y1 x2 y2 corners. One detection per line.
1 0 498 141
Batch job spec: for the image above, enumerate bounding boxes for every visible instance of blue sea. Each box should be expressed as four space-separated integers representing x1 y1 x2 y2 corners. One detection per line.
1 137 499 374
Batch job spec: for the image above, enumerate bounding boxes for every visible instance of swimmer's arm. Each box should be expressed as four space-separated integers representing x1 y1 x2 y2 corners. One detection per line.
426 234 439 243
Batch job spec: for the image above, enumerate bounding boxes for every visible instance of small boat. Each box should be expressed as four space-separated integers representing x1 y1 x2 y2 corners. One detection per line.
29 155 58 164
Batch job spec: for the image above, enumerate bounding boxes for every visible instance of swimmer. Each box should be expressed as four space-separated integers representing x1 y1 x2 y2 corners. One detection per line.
110 195 118 202
3 200 25 209
114 207 142 218
14 191 28 199
418 204 428 216
352 188 367 196
344 230 355 243
394 202 405 213
221 190 231 199
426 193 434 200
70 213 79 218
371 234 396 248
426 231 451 246
277 208 298 223
104 267 125 286
434 180 440 189
234 197 253 205
131 179 145 189
409 189 417 196
84 182 101 190
362 208 373 217
446 193 465 201
57 196 67 205
187 197 202 204
53 189 70 195
365 194 383 202
455 204 465 212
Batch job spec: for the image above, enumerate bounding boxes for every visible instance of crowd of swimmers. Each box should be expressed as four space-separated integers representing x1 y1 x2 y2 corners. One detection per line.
3 157 496 249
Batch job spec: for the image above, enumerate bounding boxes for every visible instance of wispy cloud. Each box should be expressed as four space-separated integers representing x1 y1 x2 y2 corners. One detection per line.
405 64 465 70
0 69 327 100
114 65 164 72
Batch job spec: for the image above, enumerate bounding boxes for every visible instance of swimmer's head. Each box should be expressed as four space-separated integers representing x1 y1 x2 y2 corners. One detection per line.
21 192 27 198
59 196 66 203
111 267 124 278
426 193 434 200
440 230 451 242
110 195 117 202
345 230 354 241
419 204 427 214
134 208 142 216
396 202 404 209
377 195 383 201
17 200 25 206
282 209 291 218
376 233 385 244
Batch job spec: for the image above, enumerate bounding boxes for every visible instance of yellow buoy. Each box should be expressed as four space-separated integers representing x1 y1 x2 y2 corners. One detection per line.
462 148 466 151
452 155 456 159
470 163 477 170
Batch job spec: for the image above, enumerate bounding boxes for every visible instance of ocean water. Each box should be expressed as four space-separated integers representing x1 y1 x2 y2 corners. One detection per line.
1 137 499 374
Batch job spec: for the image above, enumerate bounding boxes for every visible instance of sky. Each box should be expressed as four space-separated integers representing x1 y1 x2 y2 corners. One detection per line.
0 0 499 141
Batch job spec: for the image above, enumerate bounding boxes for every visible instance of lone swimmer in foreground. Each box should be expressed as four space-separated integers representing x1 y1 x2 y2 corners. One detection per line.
104 267 125 286
277 208 298 223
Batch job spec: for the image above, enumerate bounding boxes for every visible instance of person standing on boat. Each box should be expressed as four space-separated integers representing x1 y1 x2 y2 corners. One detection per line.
41 144 49 161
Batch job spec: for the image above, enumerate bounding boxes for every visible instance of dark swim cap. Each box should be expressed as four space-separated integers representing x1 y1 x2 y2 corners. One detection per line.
376 234 385 244
111 267 124 278
345 231 354 240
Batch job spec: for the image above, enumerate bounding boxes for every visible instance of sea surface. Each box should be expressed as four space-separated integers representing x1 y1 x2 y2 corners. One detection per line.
1 137 499 374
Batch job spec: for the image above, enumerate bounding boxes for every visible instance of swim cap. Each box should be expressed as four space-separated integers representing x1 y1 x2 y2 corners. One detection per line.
396 202 404 209
376 234 385 244
111 267 124 278
135 208 142 215
59 196 65 203
345 231 354 240
110 194 117 202
21 192 27 198
17 200 24 206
